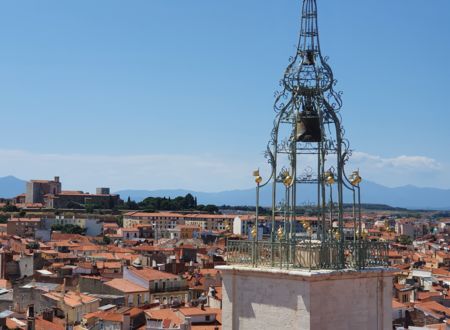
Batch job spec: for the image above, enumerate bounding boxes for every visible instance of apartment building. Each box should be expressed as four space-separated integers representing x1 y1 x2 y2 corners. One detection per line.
7 218 43 237
123 266 190 304
123 212 234 238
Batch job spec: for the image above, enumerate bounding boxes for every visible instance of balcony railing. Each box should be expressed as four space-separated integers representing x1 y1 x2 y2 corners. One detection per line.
226 239 389 270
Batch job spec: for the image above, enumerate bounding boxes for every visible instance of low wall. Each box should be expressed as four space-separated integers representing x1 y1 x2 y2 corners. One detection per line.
217 265 394 330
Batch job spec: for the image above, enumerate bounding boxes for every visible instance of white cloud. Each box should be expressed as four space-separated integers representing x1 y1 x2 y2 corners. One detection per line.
350 152 442 171
348 152 446 188
0 149 448 192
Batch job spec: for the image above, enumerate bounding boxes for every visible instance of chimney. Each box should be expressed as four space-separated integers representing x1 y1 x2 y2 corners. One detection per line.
27 304 35 330
208 286 216 298
60 278 66 303
0 252 6 279
184 317 192 330
42 309 54 322
54 176 60 183
122 312 131 330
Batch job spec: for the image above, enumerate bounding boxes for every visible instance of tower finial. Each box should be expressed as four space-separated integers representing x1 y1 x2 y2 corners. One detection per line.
282 0 337 97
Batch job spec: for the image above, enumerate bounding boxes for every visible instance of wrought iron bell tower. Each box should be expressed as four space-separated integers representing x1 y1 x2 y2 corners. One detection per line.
263 0 364 268
227 0 388 270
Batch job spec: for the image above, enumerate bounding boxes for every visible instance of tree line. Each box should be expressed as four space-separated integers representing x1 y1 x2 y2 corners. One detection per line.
122 193 219 214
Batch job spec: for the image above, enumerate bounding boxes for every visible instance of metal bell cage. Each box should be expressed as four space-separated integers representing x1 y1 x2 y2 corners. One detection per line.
225 0 389 271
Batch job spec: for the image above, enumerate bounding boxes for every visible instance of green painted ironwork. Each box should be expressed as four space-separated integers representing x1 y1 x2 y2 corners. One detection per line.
227 239 389 270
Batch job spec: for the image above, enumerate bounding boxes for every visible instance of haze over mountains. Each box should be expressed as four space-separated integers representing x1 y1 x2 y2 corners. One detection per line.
1 175 449 210
0 176 26 199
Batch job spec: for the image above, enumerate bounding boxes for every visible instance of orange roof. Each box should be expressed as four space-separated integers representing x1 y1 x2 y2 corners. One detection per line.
104 223 119 228
108 246 134 253
432 268 450 277
113 253 135 261
127 267 178 281
388 251 402 258
97 261 122 269
6 317 25 329
52 241 80 248
415 301 450 319
43 291 99 307
35 316 64 330
59 190 84 195
145 309 182 326
0 279 11 289
132 246 174 253
77 262 94 269
83 311 121 323
84 308 142 323
104 278 147 293
72 245 102 251
437 251 450 258
417 291 442 301
178 307 220 317
51 233 92 242
124 211 235 221
91 253 117 260
8 217 41 222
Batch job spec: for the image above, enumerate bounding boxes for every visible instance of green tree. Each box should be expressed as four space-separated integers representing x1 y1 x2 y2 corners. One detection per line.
398 235 412 245
204 204 219 214
51 224 86 235
102 235 111 244
1 202 18 212
184 194 196 209
0 215 8 224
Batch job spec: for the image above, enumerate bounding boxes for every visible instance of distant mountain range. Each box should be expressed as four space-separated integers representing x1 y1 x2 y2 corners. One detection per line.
116 180 450 210
0 176 26 198
1 175 449 210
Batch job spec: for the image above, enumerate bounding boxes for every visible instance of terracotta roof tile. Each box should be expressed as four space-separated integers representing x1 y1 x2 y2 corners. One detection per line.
127 267 178 281
104 279 147 293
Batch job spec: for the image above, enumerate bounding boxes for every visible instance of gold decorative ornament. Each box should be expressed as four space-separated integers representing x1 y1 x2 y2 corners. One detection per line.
324 171 335 185
362 229 368 239
277 227 284 240
350 170 362 186
334 231 340 240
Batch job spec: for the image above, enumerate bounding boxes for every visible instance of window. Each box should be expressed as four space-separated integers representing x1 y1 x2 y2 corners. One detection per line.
205 315 211 322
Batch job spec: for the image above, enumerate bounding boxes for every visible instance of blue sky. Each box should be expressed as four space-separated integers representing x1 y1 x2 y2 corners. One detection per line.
0 0 449 192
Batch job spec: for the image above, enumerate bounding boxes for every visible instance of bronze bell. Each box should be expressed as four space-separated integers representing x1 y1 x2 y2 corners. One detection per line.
302 50 315 66
296 110 322 142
